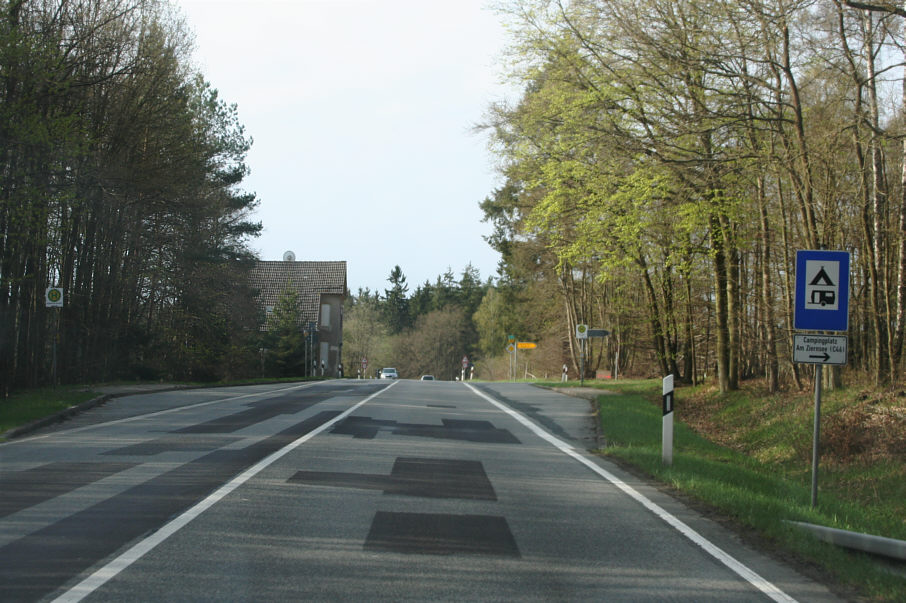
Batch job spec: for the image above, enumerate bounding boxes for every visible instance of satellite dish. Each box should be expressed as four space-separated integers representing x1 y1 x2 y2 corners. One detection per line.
283 251 296 262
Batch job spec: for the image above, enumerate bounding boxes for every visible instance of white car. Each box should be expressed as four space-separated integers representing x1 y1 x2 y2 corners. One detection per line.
380 367 398 379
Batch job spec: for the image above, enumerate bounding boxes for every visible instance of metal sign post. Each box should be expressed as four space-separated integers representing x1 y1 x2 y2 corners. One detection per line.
507 335 516 382
308 322 317 378
506 343 515 382
576 325 588 386
793 250 850 508
45 288 64 385
580 339 586 386
811 364 822 507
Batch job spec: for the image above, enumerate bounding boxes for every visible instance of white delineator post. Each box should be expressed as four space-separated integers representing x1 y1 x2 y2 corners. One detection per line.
662 374 674 466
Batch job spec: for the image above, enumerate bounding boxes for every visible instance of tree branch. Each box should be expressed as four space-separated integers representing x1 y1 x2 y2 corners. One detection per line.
843 1 906 18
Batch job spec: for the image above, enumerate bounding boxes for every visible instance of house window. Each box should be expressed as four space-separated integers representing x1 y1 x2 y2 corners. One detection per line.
321 303 331 328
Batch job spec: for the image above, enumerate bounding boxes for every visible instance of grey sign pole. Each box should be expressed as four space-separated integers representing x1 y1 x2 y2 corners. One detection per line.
514 344 518 382
580 338 586 387
794 250 850 509
811 364 822 508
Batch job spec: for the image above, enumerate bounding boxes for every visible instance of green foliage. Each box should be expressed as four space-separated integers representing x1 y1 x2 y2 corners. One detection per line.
343 291 392 377
344 264 496 378
0 0 261 390
394 307 469 379
473 287 509 359
263 287 306 377
484 0 906 384
383 265 411 335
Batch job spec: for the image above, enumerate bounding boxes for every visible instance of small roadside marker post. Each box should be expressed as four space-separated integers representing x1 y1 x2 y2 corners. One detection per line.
662 374 674 466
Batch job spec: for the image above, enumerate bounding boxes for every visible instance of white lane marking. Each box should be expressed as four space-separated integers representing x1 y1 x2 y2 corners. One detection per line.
53 381 397 603
465 383 798 603
2 382 323 444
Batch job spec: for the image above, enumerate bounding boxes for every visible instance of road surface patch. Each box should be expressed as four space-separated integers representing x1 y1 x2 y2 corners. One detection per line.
331 415 520 444
0 462 137 519
102 434 240 456
365 511 519 557
289 457 497 500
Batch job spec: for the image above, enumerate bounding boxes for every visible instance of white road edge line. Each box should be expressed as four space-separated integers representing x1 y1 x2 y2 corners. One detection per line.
465 382 798 603
53 381 397 603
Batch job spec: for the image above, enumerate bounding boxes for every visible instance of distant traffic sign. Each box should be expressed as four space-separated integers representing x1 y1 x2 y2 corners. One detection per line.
516 342 536 349
576 324 588 340
793 334 847 366
45 287 63 308
794 250 850 331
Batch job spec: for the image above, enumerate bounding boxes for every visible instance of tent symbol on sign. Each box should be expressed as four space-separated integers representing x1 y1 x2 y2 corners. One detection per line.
809 267 836 306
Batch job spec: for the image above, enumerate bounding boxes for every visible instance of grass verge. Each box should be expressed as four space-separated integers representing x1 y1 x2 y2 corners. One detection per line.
0 386 100 438
539 379 906 601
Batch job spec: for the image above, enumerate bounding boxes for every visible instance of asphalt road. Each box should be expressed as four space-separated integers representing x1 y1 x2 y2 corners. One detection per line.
0 380 842 602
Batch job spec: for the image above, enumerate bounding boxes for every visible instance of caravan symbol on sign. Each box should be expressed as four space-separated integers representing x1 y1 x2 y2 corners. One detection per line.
805 264 838 310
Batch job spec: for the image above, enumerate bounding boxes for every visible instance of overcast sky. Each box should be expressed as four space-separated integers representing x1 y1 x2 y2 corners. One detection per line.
176 0 513 294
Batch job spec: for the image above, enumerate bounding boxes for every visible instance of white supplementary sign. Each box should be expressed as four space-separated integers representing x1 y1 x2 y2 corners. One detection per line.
793 334 847 366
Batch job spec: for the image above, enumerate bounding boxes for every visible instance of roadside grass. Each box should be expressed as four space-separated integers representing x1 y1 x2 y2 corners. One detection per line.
0 386 99 437
539 378 906 600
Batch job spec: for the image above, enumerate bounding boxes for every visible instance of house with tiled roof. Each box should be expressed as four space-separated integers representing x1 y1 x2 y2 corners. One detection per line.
248 256 347 376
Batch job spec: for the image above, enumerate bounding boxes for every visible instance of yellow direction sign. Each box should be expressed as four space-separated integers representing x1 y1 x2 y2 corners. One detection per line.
516 342 537 349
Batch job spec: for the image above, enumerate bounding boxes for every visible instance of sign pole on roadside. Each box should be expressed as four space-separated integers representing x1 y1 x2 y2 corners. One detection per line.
507 335 515 382
793 249 850 509
811 363 822 506
513 342 537 380
576 324 588 386
45 287 64 385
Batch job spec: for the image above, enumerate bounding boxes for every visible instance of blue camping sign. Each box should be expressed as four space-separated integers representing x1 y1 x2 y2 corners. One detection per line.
794 250 850 332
